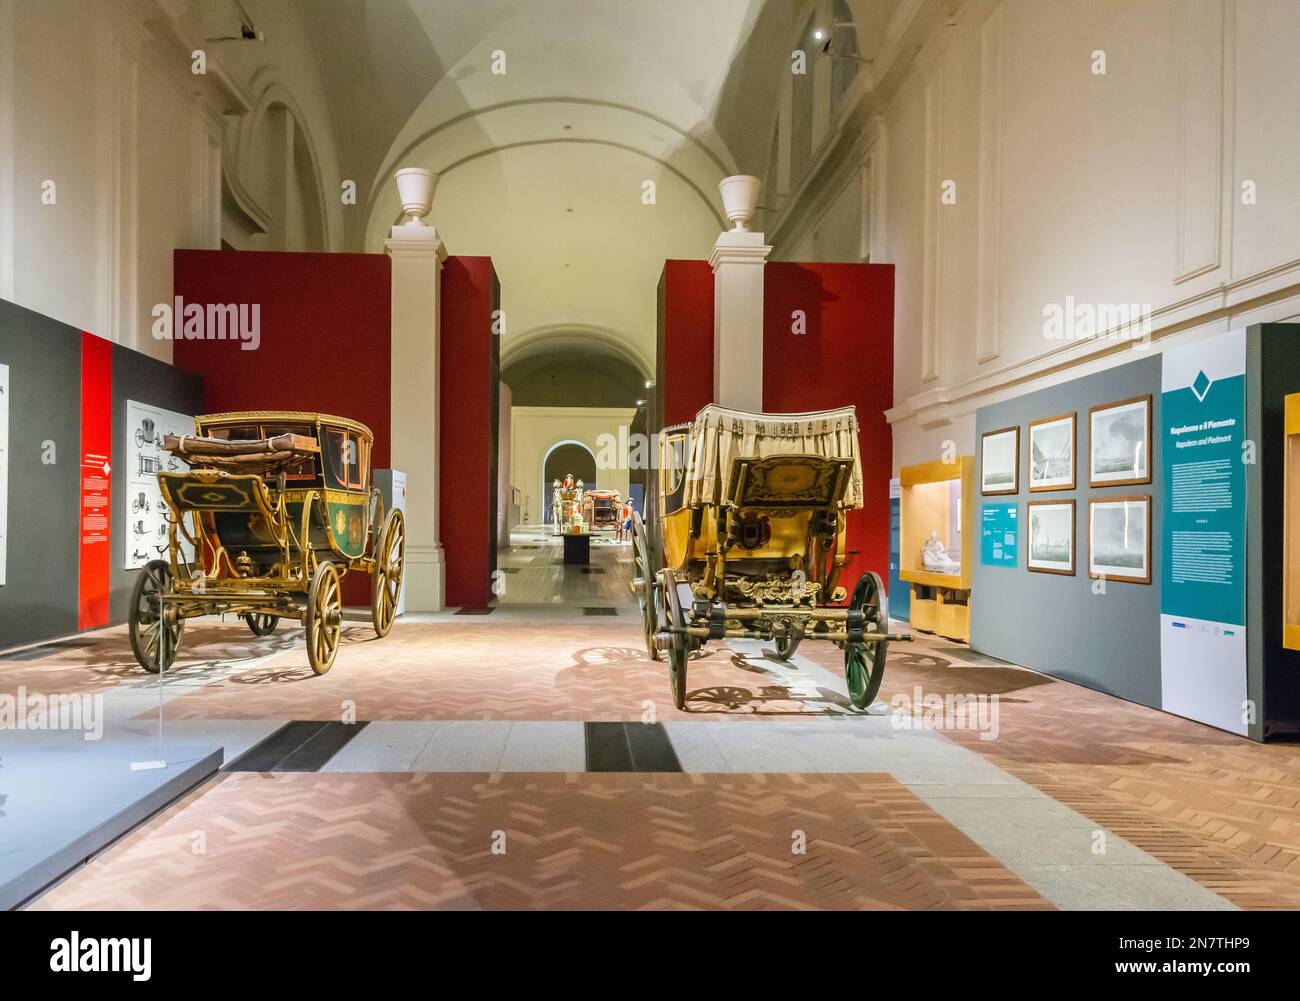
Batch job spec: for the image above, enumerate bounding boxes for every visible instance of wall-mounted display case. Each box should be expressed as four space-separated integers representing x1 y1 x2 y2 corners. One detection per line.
899 456 974 641
1285 393 1300 652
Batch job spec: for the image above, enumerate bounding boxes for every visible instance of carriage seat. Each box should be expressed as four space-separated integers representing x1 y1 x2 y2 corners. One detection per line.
725 454 856 510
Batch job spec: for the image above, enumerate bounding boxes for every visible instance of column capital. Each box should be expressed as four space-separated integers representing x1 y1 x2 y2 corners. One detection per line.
709 229 772 271
385 223 448 262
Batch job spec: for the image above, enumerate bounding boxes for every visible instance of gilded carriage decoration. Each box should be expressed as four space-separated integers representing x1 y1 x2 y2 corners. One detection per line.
127 411 405 676
632 404 909 710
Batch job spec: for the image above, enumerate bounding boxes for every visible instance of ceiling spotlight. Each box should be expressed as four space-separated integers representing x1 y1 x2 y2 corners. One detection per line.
636 399 646 407
644 380 653 389
813 28 825 41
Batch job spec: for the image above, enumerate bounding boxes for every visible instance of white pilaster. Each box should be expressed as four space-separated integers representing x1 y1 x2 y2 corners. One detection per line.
386 222 448 611
709 229 771 412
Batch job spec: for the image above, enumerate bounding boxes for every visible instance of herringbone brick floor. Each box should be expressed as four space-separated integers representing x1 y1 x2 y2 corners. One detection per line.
802 641 1300 909
29 771 1050 910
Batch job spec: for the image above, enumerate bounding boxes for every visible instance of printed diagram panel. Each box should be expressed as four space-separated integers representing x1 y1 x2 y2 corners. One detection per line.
124 400 196 571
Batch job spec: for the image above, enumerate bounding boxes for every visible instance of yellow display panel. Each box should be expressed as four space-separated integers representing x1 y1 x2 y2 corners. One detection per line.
1285 394 1300 651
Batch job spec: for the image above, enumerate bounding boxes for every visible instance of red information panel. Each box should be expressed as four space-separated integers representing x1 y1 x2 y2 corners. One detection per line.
78 332 112 630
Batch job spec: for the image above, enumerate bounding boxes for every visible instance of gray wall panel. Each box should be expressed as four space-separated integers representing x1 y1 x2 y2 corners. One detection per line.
972 353 1163 708
0 299 82 650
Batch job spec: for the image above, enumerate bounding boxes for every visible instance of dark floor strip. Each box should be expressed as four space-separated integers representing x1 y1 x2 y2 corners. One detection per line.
454 606 496 615
625 722 683 772
581 606 618 616
224 721 369 772
584 722 682 772
584 722 634 771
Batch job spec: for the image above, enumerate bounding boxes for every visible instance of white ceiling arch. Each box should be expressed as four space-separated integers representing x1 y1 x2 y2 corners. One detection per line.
355 0 780 384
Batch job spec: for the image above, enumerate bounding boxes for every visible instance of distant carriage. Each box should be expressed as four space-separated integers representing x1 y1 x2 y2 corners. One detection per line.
127 411 404 676
632 404 909 709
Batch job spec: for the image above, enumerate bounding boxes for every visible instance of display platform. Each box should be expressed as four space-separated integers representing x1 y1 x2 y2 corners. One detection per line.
0 729 221 908
562 532 591 565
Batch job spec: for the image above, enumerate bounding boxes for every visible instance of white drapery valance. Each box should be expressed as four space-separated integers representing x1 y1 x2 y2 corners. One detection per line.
682 404 863 509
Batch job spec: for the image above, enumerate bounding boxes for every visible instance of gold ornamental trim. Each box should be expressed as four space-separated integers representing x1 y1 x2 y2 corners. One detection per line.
197 410 374 443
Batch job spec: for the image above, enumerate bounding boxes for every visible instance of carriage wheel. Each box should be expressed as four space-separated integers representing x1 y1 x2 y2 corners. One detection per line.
844 571 889 709
658 570 690 710
243 613 279 637
129 559 185 673
371 508 405 638
631 510 660 661
306 561 342 675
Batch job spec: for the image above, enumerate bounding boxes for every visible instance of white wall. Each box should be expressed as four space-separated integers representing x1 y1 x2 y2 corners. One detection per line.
510 406 637 526
768 0 1300 471
0 0 345 362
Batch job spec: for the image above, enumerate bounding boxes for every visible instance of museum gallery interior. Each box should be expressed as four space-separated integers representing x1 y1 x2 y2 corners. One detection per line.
3 0 1300 923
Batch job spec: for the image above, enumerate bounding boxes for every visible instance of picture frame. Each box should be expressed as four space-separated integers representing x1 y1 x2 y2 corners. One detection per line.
1089 394 1152 487
1028 412 1076 491
1027 499 1075 575
1088 495 1151 585
980 426 1020 495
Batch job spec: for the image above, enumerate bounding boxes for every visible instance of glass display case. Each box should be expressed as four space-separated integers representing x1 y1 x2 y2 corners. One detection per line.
899 456 974 641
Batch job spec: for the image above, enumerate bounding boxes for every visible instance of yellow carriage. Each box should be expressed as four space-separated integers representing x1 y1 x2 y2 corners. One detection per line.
631 404 909 709
127 411 405 676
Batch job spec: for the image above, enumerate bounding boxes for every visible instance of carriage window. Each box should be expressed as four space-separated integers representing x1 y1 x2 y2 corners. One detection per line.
660 434 687 496
323 428 365 489
262 423 316 481
207 424 260 441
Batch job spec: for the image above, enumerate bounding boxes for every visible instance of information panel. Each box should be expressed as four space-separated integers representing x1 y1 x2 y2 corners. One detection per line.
123 400 196 570
1159 329 1247 735
980 502 1018 567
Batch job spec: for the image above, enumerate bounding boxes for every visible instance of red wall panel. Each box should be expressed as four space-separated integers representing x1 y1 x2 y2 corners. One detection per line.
763 262 895 598
172 248 391 605
440 256 499 609
656 260 714 430
78 331 113 630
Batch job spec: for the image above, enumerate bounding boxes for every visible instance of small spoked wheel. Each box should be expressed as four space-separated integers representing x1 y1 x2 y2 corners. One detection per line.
631 510 660 661
243 613 279 637
844 571 889 709
306 561 342 675
129 559 184 673
659 570 690 710
371 508 406 637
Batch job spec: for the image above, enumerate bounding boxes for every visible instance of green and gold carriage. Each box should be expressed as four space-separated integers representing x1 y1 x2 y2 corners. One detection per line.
632 404 909 710
127 411 405 676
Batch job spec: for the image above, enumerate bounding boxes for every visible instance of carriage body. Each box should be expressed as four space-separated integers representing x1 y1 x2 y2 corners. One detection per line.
127 411 405 676
632 404 908 709
584 488 622 531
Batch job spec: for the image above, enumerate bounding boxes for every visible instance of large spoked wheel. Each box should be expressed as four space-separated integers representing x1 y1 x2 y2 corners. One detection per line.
243 613 279 637
658 570 690 710
371 508 406 638
631 510 660 661
129 559 184 673
844 571 889 709
306 561 342 675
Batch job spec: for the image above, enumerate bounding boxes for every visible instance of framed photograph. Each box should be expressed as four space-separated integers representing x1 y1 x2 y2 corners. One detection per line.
981 426 1019 495
1027 499 1075 575
1088 495 1151 584
1028 413 1076 491
1089 395 1152 487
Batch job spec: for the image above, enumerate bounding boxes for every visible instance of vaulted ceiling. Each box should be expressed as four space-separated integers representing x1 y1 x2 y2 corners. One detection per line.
289 0 804 377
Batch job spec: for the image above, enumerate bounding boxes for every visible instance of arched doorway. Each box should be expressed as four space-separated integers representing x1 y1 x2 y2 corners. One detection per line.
542 441 597 523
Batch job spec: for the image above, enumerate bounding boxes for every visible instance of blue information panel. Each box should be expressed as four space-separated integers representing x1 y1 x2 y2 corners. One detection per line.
980 503 1018 567
1159 329 1247 735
